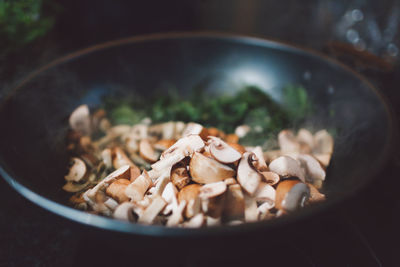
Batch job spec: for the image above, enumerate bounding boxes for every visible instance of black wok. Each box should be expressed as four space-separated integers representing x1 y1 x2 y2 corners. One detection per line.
0 32 396 257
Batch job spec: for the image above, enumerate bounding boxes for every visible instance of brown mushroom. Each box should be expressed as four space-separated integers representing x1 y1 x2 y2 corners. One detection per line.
178 184 201 218
154 139 176 151
223 184 244 220
224 178 237 186
69 104 91 136
64 157 87 182
260 171 280 186
275 180 310 212
170 161 190 190
106 179 131 203
138 196 167 224
307 183 326 203
125 170 152 202
294 154 326 188
139 139 159 163
237 152 262 195
207 136 242 164
251 146 268 171
190 152 236 184
199 181 227 200
269 156 306 182
228 143 246 154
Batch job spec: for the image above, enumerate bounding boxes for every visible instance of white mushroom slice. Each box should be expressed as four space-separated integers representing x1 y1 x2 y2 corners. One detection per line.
199 181 227 199
161 122 176 140
183 213 204 228
257 202 274 217
65 157 87 182
62 181 89 193
190 152 236 184
136 195 152 208
161 182 179 215
278 130 300 153
125 171 152 202
112 147 134 169
254 182 275 208
297 128 314 149
151 175 170 197
263 150 282 163
139 139 159 163
224 178 237 186
178 184 201 218
113 202 136 222
83 165 131 203
154 139 175 151
101 148 112 169
313 130 334 154
182 122 205 137
174 121 186 138
69 104 91 135
261 171 280 186
161 134 205 160
166 200 186 227
276 180 310 212
206 216 221 227
313 153 332 168
295 154 326 188
208 136 242 164
130 124 148 140
104 197 119 210
251 146 268 171
244 194 258 222
234 125 250 138
138 196 167 224
151 152 186 173
237 152 262 195
269 156 306 182
110 125 131 137
223 184 244 220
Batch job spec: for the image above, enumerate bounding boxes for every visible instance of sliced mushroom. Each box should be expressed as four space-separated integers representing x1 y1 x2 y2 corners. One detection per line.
275 180 310 212
278 130 300 153
161 134 205 159
208 136 242 164
313 129 334 154
125 137 139 154
154 139 175 151
112 147 134 169
254 182 275 209
190 152 236 184
244 194 258 222
313 153 332 168
225 134 239 144
65 157 87 182
228 143 246 154
69 104 91 136
297 128 314 150
223 184 244 220
130 124 148 140
161 121 176 140
183 213 205 228
251 146 268 171
182 123 208 139
139 139 159 163
224 178 237 186
178 184 201 218
106 178 130 203
235 125 250 138
110 125 132 137
113 203 137 222
258 204 274 220
151 175 170 197
206 216 221 227
161 182 179 215
170 161 190 190
202 192 226 218
104 197 119 210
199 181 227 199
166 200 186 227
101 148 112 169
237 152 262 195
125 170 152 202
269 156 306 182
295 154 326 188
308 183 326 203
260 171 280 186
138 196 167 224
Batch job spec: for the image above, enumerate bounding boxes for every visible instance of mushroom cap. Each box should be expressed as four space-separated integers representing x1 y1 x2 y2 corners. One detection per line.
260 171 280 185
208 136 242 164
250 146 268 171
275 180 310 212
139 139 159 163
199 181 227 199
189 152 236 184
269 155 306 182
237 152 262 195
64 157 87 182
178 184 202 203
69 104 91 136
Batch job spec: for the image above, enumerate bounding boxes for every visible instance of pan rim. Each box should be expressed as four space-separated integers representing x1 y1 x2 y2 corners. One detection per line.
0 31 397 237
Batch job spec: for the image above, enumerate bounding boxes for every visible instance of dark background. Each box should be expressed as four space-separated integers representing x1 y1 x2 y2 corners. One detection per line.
1 1 400 266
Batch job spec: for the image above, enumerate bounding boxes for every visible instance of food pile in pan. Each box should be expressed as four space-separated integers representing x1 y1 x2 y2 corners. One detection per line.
64 104 333 227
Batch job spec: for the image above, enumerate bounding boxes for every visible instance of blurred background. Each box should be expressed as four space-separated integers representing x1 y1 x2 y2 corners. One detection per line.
1 0 399 266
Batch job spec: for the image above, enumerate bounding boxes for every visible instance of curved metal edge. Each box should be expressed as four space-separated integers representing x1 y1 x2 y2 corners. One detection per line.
0 31 397 236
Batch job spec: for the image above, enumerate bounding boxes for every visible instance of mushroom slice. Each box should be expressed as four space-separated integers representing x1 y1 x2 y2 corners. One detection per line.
295 154 326 188
166 200 186 227
190 152 236 184
63 181 90 193
113 202 137 222
161 182 179 215
244 194 258 222
130 124 148 140
182 122 207 139
139 139 159 163
154 139 175 151
223 184 244 220
65 157 87 182
112 147 134 169
125 170 152 202
228 143 246 154
308 183 326 203
251 146 268 171
170 161 190 190
278 130 300 153
101 148 112 169
104 197 119 210
138 196 167 224
151 175 170 197
206 216 221 226
254 182 275 208
208 136 242 164
235 125 251 138
199 181 227 199
178 184 201 218
297 128 314 151
313 153 332 168
224 178 237 186
161 121 176 140
69 104 91 136
269 156 306 183
106 179 131 203
237 152 262 195
83 165 131 203
161 134 205 159
275 180 310 212
261 171 280 186
183 213 204 228
313 130 334 154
